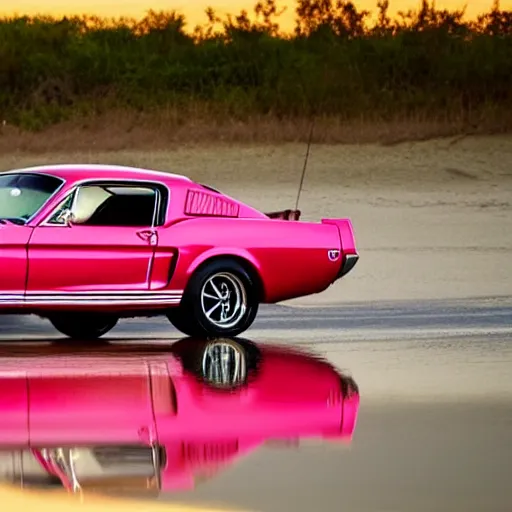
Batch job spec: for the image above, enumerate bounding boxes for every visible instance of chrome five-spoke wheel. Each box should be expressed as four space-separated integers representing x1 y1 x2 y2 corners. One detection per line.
200 272 247 330
201 339 247 388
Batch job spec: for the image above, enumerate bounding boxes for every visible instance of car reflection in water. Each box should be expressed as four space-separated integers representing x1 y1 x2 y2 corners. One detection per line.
0 337 360 496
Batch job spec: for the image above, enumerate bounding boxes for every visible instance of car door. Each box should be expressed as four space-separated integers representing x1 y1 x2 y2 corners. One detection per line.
0 224 31 305
26 182 161 296
27 356 157 446
0 172 64 305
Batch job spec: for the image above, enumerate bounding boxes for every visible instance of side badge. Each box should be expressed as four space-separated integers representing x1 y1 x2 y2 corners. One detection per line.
328 249 340 262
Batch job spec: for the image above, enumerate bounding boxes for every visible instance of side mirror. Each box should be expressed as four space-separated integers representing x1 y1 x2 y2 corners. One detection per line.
58 208 75 227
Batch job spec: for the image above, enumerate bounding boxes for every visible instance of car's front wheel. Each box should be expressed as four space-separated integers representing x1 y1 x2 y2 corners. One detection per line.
48 313 118 341
167 258 259 337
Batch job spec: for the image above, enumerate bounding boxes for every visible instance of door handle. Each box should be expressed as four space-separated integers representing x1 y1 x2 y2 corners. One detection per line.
137 229 157 246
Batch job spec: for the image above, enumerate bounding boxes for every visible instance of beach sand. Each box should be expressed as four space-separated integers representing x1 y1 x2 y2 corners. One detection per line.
2 133 511 305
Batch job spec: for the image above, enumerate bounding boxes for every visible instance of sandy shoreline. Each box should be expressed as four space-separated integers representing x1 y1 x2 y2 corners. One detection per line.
2 134 511 305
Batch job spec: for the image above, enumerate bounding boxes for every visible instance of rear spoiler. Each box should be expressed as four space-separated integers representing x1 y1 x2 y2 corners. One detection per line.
265 209 301 220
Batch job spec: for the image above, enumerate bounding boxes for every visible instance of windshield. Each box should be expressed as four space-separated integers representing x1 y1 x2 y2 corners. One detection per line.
0 172 63 224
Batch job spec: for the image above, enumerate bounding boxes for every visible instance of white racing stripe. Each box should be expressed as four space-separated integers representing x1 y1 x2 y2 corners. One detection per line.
0 291 183 307
23 300 181 306
8 292 182 297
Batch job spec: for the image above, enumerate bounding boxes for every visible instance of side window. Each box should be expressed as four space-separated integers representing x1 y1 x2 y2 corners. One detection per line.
71 185 157 227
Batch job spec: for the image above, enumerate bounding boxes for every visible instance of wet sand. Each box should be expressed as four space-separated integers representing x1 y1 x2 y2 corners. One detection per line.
160 329 512 512
3 301 512 512
166 401 511 512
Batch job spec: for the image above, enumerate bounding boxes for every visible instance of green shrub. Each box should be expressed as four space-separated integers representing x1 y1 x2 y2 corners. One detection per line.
1 0 511 130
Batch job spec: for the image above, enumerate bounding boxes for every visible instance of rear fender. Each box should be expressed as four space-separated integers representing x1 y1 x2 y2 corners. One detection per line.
182 248 264 299
160 217 342 303
185 248 261 278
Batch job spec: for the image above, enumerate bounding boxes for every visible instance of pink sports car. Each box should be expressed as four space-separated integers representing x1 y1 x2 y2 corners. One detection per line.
0 164 358 339
0 337 360 494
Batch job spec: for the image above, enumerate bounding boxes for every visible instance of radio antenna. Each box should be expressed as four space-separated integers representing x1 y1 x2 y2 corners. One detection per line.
294 117 315 211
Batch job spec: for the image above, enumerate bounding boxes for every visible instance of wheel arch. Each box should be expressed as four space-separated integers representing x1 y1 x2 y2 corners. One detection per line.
186 253 265 302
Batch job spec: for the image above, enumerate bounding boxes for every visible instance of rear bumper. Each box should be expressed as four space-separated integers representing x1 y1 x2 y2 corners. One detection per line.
341 391 360 439
340 374 360 439
336 253 359 280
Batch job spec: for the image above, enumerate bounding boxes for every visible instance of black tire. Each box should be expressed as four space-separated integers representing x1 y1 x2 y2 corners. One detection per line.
48 313 118 340
166 311 197 338
167 258 259 337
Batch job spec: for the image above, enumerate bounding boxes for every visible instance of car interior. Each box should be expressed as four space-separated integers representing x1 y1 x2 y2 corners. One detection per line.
72 185 157 227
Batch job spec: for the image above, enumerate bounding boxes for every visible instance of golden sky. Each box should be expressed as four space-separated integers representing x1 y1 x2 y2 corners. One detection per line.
1 0 509 31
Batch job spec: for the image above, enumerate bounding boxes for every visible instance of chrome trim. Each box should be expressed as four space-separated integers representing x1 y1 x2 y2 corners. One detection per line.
200 272 248 330
201 340 247 387
151 444 162 490
338 253 359 279
31 444 163 493
152 187 161 228
26 290 183 295
71 185 79 216
23 300 180 307
40 447 81 492
38 178 171 228
26 294 180 299
0 291 183 307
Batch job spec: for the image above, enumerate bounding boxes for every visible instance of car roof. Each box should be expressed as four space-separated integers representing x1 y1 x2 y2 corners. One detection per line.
3 164 194 187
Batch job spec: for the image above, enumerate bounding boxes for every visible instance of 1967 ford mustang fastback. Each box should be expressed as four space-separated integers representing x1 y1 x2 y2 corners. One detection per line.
0 164 358 339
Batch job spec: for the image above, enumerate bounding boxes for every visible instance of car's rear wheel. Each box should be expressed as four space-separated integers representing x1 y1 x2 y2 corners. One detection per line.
167 258 259 337
172 338 259 389
48 313 118 341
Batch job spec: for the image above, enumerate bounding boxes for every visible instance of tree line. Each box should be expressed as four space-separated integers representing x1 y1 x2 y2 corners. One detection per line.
1 0 511 131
